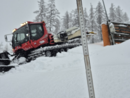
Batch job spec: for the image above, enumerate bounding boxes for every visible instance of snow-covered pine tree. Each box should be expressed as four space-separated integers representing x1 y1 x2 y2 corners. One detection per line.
33 0 47 22
71 9 79 27
46 0 60 34
95 1 106 40
62 11 70 29
54 18 60 34
69 12 73 28
123 12 129 23
109 3 117 22
88 4 97 32
88 4 98 43
116 6 123 22
84 8 89 30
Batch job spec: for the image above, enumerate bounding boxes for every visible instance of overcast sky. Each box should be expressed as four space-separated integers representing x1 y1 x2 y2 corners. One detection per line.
0 0 129 43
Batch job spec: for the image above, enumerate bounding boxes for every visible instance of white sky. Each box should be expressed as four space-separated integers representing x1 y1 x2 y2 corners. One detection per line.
0 0 130 43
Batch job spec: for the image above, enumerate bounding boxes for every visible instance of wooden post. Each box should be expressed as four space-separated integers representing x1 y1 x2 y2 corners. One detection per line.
102 24 111 46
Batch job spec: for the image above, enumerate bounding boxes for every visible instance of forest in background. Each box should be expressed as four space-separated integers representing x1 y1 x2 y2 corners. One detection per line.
33 0 130 42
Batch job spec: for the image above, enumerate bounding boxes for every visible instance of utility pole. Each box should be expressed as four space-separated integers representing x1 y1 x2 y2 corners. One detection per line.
76 0 96 98
102 0 115 45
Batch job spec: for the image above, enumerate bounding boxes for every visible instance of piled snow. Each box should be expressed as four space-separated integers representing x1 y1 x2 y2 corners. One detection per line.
0 40 130 98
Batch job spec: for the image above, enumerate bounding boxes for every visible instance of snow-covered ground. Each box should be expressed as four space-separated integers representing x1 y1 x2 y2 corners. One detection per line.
0 40 130 98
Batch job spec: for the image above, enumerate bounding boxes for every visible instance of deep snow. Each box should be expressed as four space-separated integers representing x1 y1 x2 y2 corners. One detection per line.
0 40 130 98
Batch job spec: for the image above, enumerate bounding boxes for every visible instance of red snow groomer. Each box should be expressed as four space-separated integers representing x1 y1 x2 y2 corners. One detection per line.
12 21 54 53
0 21 80 72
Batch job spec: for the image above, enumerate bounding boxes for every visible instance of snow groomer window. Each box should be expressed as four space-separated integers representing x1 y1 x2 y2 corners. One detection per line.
30 24 44 40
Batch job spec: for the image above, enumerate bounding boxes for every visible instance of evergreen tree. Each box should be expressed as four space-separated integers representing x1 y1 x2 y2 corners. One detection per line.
109 3 117 22
71 9 79 27
116 6 123 22
62 11 70 29
33 0 47 22
95 2 106 24
88 4 97 32
88 4 98 43
123 12 129 23
54 18 60 34
69 12 73 28
84 8 89 30
95 1 106 40
46 0 60 34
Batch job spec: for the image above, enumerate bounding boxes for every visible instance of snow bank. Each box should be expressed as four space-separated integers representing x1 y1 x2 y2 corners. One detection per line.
90 40 130 67
0 40 130 98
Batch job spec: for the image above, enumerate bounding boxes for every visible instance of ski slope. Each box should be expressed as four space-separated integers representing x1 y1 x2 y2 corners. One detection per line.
0 40 130 98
